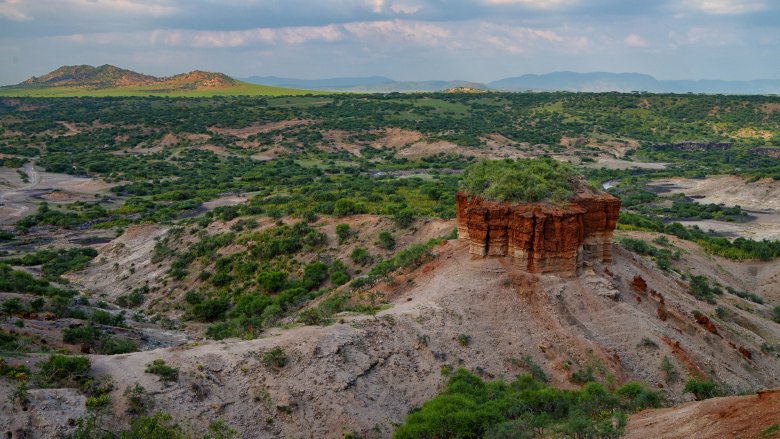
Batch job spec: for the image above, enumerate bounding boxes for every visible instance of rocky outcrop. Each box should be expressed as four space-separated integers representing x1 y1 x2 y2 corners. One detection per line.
456 191 620 275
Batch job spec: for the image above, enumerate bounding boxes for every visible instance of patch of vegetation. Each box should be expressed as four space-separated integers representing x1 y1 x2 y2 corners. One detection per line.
618 212 780 261
393 368 661 439
0 263 77 298
36 354 90 387
689 275 722 304
63 325 138 355
618 237 680 270
661 356 678 383
684 378 721 400
261 346 288 370
145 359 179 382
461 157 578 203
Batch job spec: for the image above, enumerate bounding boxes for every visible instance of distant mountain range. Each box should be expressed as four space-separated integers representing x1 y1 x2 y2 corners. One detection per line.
243 72 780 94
0 65 315 97
19 64 238 90
242 75 486 92
4 65 780 96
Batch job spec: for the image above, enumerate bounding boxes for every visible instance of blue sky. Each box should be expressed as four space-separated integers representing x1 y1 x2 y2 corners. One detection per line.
1 0 778 84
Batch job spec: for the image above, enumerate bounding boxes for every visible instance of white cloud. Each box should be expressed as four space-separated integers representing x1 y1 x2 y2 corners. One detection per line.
343 20 451 47
685 0 765 14
0 0 31 21
65 0 179 17
624 33 648 47
669 27 743 46
482 0 577 9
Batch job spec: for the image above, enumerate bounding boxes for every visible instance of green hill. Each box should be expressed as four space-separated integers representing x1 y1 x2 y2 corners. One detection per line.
0 64 320 97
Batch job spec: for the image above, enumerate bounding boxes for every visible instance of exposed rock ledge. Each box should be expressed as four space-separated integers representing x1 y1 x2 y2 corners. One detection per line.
456 192 620 275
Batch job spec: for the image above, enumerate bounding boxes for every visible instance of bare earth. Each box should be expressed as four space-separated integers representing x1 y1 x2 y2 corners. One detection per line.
5 230 780 438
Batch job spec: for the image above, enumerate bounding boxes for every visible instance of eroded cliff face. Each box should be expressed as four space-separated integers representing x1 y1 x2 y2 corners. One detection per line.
456 192 620 275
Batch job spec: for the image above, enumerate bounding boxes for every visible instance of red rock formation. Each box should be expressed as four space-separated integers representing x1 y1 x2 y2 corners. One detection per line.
456 191 620 275
631 275 648 293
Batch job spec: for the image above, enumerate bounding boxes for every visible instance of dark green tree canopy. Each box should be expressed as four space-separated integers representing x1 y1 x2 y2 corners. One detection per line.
461 157 582 203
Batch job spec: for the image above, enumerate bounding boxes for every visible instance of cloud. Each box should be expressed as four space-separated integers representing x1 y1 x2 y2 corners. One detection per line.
65 0 179 17
685 0 765 14
482 0 577 9
343 20 451 47
0 0 31 21
669 27 743 46
624 33 648 47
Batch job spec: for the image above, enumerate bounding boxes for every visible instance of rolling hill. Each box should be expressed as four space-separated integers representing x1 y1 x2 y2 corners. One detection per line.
0 64 318 97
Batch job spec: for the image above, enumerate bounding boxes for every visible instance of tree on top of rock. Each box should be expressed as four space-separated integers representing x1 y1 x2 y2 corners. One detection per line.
461 157 586 203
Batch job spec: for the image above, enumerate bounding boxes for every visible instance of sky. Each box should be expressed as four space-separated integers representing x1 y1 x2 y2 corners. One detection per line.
0 0 779 85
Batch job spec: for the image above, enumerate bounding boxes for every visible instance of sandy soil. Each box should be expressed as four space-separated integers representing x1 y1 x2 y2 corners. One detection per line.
0 164 116 225
647 176 780 242
625 389 780 439
649 176 780 212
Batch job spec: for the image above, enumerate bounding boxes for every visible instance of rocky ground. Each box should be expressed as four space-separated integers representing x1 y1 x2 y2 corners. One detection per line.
3 231 779 438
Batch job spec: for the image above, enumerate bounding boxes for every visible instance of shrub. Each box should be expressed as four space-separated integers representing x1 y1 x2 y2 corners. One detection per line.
262 346 288 370
145 359 178 382
119 412 187 439
392 208 416 228
378 231 396 250
1 298 24 315
336 223 350 244
661 356 678 383
85 394 110 411
457 334 471 347
773 305 780 323
125 383 152 417
461 157 577 203
570 366 595 384
521 356 547 383
638 337 659 348
684 378 721 400
37 354 90 386
302 262 328 290
330 271 350 286
350 247 370 265
191 298 230 322
393 369 660 439
258 271 287 292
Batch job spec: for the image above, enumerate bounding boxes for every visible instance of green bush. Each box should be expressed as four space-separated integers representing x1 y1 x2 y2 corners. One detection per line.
330 271 350 286
393 369 660 439
461 157 577 203
302 262 328 290
774 306 780 323
684 378 721 400
37 354 90 386
350 247 370 265
392 208 416 228
119 412 187 439
378 231 396 250
145 359 179 382
336 223 350 244
191 298 230 322
262 346 288 370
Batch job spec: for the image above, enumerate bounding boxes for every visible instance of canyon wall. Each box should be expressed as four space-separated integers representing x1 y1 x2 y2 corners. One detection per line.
456 192 620 275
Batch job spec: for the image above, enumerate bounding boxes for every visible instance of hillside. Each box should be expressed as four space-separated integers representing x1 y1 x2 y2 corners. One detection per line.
0 93 779 437
0 64 318 97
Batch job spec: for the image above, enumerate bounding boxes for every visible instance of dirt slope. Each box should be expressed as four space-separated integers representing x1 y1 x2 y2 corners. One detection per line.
4 235 780 438
626 389 780 439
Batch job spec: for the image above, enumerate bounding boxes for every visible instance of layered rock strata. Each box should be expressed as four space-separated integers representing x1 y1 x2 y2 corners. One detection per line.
456 192 620 275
